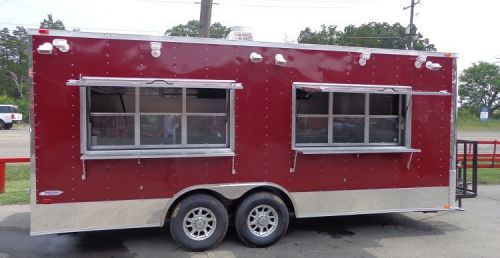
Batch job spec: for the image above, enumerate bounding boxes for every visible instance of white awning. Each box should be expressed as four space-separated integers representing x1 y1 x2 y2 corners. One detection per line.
67 76 243 90
294 82 412 94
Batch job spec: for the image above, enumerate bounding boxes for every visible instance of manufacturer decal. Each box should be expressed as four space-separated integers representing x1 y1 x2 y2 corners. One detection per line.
39 190 64 196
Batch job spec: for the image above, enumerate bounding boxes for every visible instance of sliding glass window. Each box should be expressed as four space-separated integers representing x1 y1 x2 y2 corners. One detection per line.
88 87 230 150
294 84 410 148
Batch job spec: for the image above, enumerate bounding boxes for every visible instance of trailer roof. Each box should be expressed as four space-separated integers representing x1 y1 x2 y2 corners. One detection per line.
27 28 457 58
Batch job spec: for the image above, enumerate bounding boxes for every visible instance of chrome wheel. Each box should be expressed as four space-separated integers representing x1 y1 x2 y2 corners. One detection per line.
183 207 217 241
247 205 278 237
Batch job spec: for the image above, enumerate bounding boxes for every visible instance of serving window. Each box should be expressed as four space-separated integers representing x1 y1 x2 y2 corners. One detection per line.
68 77 242 159
293 83 417 154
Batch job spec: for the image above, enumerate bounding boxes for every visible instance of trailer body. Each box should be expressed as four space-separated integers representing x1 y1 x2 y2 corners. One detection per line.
28 29 458 238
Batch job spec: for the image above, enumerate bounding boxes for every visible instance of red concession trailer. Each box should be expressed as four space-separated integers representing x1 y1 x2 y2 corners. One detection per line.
28 29 460 251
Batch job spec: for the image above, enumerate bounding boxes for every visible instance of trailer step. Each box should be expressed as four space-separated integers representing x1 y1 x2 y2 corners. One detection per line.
456 140 479 208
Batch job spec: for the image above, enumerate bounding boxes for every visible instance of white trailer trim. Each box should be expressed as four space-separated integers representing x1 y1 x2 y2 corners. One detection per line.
67 77 243 90
31 184 451 235
291 186 449 218
294 82 413 94
27 29 457 58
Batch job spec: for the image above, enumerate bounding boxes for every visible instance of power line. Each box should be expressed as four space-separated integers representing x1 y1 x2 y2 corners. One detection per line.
0 22 408 41
0 22 166 35
237 0 376 3
138 0 197 4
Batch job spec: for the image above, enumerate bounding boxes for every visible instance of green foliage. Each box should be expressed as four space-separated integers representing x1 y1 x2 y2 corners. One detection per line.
39 14 66 30
297 25 341 45
209 22 230 39
0 26 29 99
165 20 229 38
0 164 30 205
458 106 475 118
457 108 500 131
0 15 65 123
459 62 500 115
298 22 435 51
467 168 500 185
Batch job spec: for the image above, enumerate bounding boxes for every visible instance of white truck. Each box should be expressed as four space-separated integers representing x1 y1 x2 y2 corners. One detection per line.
0 104 22 130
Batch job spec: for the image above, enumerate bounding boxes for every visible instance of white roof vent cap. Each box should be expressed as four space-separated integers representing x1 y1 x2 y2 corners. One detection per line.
37 42 53 54
226 26 254 41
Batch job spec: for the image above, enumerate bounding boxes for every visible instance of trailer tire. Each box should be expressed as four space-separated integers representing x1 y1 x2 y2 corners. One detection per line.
235 192 289 248
169 194 228 251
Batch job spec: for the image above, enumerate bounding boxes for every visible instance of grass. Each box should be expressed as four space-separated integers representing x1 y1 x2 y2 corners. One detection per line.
475 168 500 185
0 164 30 205
457 115 500 131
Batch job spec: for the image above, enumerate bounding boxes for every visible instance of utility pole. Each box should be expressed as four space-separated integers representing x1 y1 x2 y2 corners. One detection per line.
403 0 420 50
199 0 213 38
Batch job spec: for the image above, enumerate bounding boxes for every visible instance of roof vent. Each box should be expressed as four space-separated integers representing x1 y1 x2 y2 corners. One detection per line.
226 26 254 41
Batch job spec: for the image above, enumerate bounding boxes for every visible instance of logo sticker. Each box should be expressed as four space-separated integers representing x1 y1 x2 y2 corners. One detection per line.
39 190 64 196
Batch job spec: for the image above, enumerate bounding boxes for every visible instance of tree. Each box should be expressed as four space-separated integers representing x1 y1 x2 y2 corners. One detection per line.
298 22 435 51
39 14 65 30
297 25 341 45
459 62 500 115
0 27 28 98
0 15 65 100
165 20 229 38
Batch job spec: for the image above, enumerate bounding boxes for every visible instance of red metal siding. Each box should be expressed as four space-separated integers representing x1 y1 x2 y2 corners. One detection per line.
31 35 453 204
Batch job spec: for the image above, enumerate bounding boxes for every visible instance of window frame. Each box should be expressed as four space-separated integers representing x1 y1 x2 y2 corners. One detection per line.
75 77 240 159
292 82 418 154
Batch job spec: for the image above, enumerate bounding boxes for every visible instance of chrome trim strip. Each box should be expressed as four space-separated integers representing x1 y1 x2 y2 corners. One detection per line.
32 224 163 236
294 82 412 94
67 77 243 90
291 86 296 148
81 148 235 160
327 92 333 144
405 94 412 147
27 29 457 58
295 146 421 154
31 182 297 235
291 187 450 218
229 90 236 151
29 35 37 209
411 91 452 96
31 184 450 235
134 87 140 146
79 79 237 158
31 198 170 236
295 208 451 218
80 87 87 154
449 57 459 208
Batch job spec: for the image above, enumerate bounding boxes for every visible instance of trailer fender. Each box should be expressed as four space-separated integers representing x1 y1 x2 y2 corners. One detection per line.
161 182 297 226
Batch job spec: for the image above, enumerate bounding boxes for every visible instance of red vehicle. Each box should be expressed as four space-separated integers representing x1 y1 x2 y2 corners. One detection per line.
29 29 461 251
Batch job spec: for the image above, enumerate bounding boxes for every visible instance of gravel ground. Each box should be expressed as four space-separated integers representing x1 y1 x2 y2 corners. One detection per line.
0 126 30 158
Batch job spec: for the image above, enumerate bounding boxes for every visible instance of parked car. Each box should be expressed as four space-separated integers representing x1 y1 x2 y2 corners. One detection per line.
0 104 22 130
